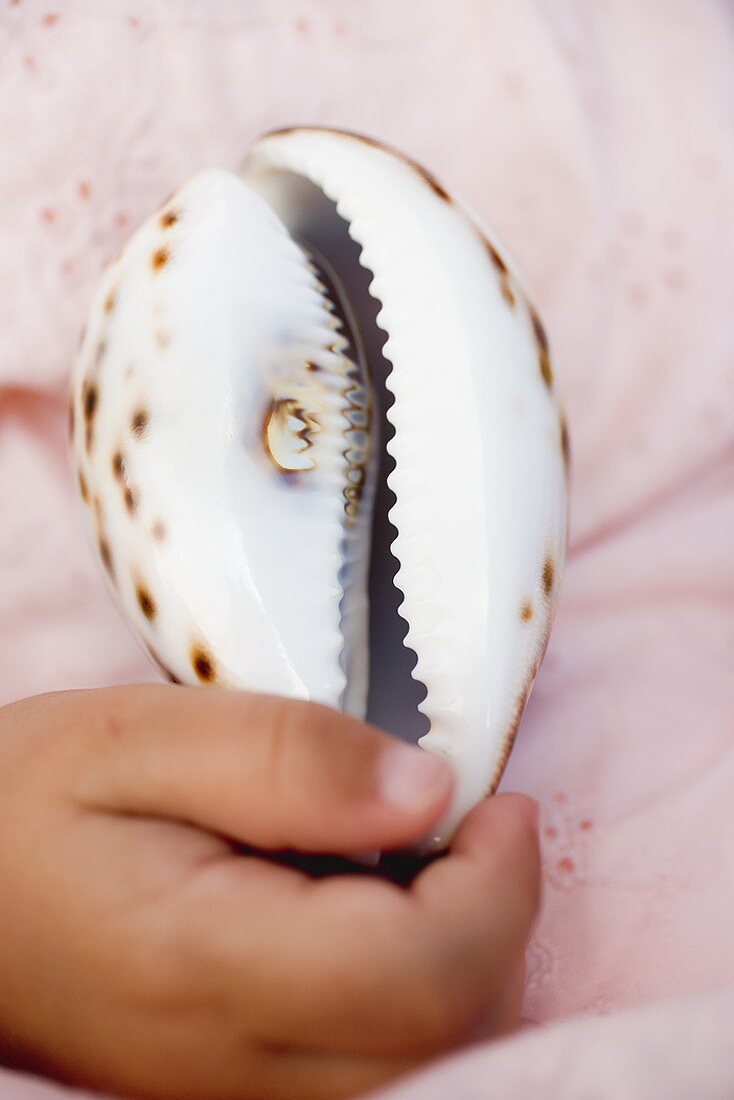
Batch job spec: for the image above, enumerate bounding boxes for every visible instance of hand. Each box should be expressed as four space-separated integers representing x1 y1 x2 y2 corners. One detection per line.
0 685 539 1100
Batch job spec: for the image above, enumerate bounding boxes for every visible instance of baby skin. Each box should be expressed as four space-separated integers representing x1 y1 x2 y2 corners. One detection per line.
0 685 539 1100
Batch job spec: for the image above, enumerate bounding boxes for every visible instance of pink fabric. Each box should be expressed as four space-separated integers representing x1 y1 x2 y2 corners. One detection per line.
2 0 733 1095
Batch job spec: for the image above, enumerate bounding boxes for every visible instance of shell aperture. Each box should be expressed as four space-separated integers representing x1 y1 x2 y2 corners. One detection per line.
70 128 568 846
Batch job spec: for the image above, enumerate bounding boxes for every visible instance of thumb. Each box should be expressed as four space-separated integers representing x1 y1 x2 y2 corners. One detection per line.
68 684 454 854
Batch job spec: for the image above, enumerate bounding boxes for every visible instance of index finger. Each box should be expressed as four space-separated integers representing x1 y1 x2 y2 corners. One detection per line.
66 684 454 856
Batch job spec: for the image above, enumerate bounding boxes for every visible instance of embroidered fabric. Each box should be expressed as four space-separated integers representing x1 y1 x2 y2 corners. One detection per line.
1 1 733 1096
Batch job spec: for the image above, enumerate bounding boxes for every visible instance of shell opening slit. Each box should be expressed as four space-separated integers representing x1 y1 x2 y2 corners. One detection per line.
284 175 430 745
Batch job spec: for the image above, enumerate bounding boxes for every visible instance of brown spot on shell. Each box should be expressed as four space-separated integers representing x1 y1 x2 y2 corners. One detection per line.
136 584 156 621
92 498 111 568
159 209 178 229
103 289 116 314
151 247 169 272
95 339 107 366
124 486 138 515
542 556 555 598
83 382 98 421
98 536 114 579
68 401 75 439
191 645 216 683
483 237 516 307
151 520 166 541
560 414 570 469
112 450 126 480
83 382 99 453
155 329 170 349
131 408 149 438
530 309 553 388
77 469 89 503
520 600 533 623
305 360 320 372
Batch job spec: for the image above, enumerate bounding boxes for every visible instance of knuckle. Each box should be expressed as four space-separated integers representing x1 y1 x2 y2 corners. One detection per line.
259 697 306 800
261 696 364 800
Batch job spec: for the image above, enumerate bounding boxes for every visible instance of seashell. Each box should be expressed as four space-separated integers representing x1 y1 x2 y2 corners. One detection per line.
69 127 568 846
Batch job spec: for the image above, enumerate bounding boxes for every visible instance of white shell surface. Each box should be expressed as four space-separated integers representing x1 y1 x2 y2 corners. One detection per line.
70 168 369 709
243 129 568 841
71 129 568 846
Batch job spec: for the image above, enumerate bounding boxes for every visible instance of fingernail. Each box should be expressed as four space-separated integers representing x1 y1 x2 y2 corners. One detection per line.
379 743 453 813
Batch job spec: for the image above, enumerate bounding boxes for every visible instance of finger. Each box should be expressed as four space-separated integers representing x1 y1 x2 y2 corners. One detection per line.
68 685 453 854
194 793 540 1056
314 793 540 1053
415 793 540 938
410 794 540 1010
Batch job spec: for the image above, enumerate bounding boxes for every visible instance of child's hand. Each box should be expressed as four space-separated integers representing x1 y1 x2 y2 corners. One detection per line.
0 686 539 1100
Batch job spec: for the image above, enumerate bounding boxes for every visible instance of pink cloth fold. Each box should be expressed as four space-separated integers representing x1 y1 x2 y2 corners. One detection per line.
1 0 733 1096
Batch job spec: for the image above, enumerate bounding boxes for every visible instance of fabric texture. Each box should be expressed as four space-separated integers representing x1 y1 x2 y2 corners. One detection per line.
1 0 733 1095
